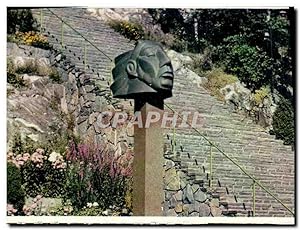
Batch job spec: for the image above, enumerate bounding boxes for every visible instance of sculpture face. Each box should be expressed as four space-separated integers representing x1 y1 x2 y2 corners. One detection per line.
134 42 174 92
111 40 174 99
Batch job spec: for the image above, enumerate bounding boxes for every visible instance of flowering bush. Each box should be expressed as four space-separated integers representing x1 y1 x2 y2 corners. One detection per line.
48 152 67 169
7 204 18 216
7 148 67 198
64 141 133 211
14 31 50 49
7 132 133 215
7 151 30 168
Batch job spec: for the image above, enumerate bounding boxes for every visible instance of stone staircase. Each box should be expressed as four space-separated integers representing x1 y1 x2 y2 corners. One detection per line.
30 8 294 217
164 71 294 217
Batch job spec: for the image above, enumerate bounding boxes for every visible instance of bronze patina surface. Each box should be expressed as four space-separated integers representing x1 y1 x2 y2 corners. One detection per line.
111 40 174 99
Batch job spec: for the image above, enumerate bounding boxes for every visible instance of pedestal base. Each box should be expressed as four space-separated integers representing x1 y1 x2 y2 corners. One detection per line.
132 100 164 216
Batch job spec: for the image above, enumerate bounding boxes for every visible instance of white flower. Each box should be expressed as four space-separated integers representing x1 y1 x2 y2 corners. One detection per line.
92 202 99 207
102 210 109 216
48 152 60 162
87 202 93 208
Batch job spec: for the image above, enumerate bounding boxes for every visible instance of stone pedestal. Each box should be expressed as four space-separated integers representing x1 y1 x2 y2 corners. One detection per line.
132 98 164 216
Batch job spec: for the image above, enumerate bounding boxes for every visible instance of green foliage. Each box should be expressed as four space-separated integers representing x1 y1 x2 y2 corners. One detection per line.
49 68 62 83
65 160 127 211
7 8 36 34
253 86 270 106
48 201 74 216
203 68 238 100
216 35 272 89
15 59 39 75
109 20 144 41
149 9 293 92
272 97 294 145
7 57 56 90
11 132 38 155
15 58 52 76
189 47 213 76
7 58 28 88
9 132 69 198
7 162 25 211
22 158 66 198
124 177 133 211
109 18 188 52
72 206 104 216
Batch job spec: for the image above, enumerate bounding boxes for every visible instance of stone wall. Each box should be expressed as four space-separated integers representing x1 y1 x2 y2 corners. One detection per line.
163 157 224 217
7 41 133 157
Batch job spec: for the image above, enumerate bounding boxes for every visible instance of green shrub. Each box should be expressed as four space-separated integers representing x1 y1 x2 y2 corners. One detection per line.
203 68 238 100
72 206 104 216
15 58 52 76
7 162 25 212
7 8 36 34
189 48 213 76
49 68 62 83
109 20 144 41
7 58 28 88
215 35 272 90
15 59 39 75
10 132 39 155
22 153 66 198
272 97 294 146
252 86 271 106
9 132 68 198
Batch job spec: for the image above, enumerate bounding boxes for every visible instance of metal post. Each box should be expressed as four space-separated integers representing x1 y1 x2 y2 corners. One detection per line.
84 43 87 72
210 144 213 189
172 125 176 155
40 9 43 32
252 180 256 216
61 20 64 47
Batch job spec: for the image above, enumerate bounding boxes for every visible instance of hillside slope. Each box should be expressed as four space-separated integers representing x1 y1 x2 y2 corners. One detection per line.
30 8 294 217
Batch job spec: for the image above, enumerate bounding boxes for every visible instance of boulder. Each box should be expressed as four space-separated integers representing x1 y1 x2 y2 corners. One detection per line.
220 82 251 111
166 209 177 216
198 203 211 217
194 189 207 203
183 184 194 204
174 203 183 213
164 168 181 191
211 206 222 217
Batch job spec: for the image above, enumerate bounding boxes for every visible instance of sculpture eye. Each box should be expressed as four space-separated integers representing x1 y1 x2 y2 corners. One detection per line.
146 50 155 57
142 47 156 57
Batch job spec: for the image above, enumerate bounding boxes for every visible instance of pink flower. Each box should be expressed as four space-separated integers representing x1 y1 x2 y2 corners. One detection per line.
36 148 44 155
7 204 17 216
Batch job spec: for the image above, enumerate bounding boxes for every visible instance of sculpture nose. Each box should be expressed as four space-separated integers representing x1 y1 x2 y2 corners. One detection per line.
158 50 171 67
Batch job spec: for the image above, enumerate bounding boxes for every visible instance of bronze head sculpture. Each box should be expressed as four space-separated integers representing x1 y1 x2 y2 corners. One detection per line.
111 40 174 100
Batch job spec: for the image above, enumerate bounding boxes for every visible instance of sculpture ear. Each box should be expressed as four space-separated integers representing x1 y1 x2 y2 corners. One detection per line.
126 60 138 78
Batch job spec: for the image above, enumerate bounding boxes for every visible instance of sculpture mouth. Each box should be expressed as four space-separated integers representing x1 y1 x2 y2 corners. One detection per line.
161 72 174 80
160 72 174 89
